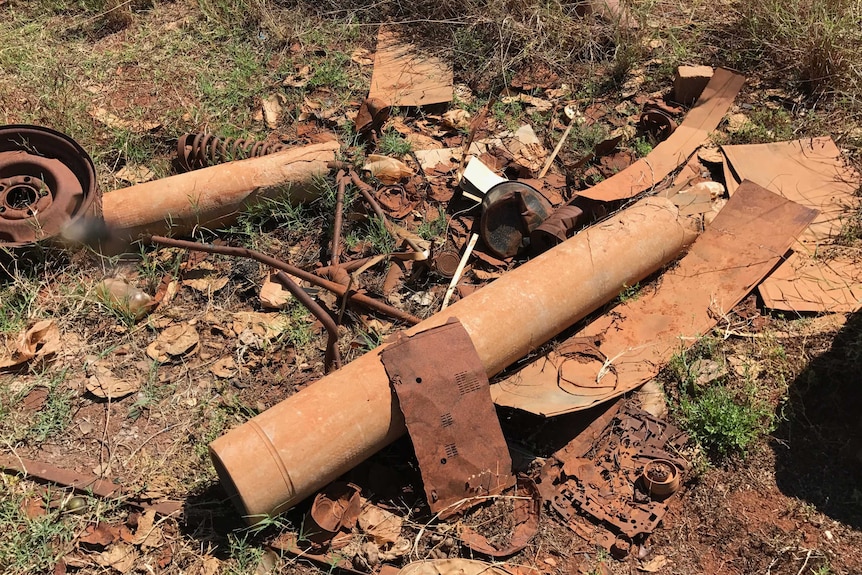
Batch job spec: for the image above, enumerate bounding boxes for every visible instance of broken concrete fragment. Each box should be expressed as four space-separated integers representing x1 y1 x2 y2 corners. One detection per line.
673 65 714 106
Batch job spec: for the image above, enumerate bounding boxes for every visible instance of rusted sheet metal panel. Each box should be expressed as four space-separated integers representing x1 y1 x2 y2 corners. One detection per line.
722 137 862 312
578 68 744 202
382 320 514 518
491 181 818 415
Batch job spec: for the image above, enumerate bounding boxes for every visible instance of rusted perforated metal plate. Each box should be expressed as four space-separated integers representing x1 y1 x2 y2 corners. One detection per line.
381 320 514 518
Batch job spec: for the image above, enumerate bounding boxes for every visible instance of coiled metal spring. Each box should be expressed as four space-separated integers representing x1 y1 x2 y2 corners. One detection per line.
176 132 291 171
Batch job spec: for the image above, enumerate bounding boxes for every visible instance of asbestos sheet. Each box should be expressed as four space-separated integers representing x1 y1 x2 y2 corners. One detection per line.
491 181 817 415
722 137 862 312
578 68 744 202
381 320 514 518
368 27 453 107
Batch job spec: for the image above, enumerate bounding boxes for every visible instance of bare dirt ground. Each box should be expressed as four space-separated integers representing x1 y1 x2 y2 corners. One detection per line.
1 1 861 574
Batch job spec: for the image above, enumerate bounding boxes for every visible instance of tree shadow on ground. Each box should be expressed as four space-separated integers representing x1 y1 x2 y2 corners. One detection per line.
772 311 862 529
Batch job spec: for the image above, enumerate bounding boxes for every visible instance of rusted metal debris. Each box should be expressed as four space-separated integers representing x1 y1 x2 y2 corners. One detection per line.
578 68 744 202
479 181 553 258
529 205 585 255
722 137 862 313
304 482 362 549
492 182 818 415
458 477 541 557
381 320 515 519
0 124 100 247
0 454 182 517
547 402 690 555
176 132 292 171
145 235 420 327
638 107 677 142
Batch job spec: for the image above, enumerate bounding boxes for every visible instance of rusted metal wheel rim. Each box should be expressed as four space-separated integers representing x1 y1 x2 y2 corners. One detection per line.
0 125 99 247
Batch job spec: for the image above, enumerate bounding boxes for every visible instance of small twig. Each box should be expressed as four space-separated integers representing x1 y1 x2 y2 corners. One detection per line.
441 233 479 310
795 549 813 575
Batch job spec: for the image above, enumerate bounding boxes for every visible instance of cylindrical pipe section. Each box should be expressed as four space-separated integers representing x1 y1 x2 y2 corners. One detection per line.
103 141 339 239
209 197 698 522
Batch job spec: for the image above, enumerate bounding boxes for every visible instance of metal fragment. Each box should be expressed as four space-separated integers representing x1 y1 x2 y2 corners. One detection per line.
381 320 514 518
458 477 541 557
479 181 553 258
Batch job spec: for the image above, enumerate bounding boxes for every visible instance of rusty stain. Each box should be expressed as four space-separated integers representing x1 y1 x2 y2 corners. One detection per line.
549 403 690 554
381 320 514 519
0 125 99 247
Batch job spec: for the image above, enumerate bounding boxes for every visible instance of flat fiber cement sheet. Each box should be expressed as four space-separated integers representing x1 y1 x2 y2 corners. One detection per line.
722 137 862 312
578 68 744 202
491 180 817 416
368 27 453 107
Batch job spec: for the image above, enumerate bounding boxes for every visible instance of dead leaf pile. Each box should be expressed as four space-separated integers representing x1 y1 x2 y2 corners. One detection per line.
85 361 140 400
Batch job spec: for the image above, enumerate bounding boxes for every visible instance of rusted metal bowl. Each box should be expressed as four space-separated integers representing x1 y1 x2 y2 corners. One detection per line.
0 125 100 247
640 459 680 500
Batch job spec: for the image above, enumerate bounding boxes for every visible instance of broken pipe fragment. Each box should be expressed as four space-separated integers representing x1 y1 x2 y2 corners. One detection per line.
208 196 699 523
102 141 339 241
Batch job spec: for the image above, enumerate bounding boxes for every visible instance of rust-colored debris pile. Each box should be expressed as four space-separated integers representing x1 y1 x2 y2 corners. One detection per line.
2 23 862 575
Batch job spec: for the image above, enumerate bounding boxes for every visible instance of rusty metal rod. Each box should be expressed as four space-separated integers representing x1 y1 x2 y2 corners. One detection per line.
349 170 424 254
273 271 341 372
144 235 420 325
331 170 346 267
315 256 374 277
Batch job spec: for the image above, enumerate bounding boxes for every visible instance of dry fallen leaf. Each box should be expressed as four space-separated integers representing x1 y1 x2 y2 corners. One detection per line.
95 542 137 574
133 510 162 549
638 555 669 572
441 109 471 131
114 164 154 184
261 94 284 129
199 556 220 575
283 64 312 87
0 319 61 369
146 324 200 362
91 107 161 133
351 48 374 66
231 312 290 341
210 356 237 379
182 276 229 293
260 275 291 310
85 365 139 400
362 154 414 184
79 523 118 547
358 501 403 545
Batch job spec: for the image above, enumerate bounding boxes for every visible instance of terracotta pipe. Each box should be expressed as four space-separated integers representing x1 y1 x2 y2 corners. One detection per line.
209 197 699 523
103 141 339 239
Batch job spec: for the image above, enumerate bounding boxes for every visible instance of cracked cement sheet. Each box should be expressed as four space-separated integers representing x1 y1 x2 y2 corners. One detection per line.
491 181 817 416
722 137 862 312
368 27 453 107
577 68 745 202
